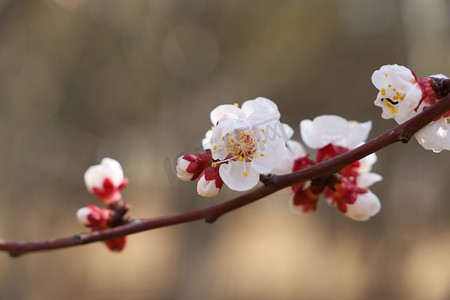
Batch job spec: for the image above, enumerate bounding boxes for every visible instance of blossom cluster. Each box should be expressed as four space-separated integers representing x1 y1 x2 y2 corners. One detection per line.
74 64 448 254
77 157 129 251
372 64 449 152
176 98 383 221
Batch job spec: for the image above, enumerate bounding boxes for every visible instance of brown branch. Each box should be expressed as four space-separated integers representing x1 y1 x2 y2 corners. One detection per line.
1 93 450 257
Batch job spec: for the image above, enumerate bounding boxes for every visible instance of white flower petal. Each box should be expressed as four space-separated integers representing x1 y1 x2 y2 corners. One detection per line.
176 157 193 181
415 118 450 153
219 161 260 191
358 153 377 173
287 140 307 158
300 115 371 149
357 172 383 188
251 145 287 174
197 177 220 197
271 140 307 175
84 165 104 192
282 123 295 140
345 191 381 221
241 97 281 119
210 104 246 125
76 207 91 226
371 64 416 91
84 158 124 193
429 74 449 79
202 129 213 150
100 158 124 186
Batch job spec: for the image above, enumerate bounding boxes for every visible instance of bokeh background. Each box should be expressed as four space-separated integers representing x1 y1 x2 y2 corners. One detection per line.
0 0 449 299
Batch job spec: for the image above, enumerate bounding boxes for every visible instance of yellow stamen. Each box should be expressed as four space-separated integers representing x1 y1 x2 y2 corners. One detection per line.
213 145 217 150
260 153 265 157
385 73 388 77
238 157 243 162
381 88 386 96
233 103 239 107
211 162 217 167
211 126 215 130
222 137 225 141
243 172 248 177
382 99 398 114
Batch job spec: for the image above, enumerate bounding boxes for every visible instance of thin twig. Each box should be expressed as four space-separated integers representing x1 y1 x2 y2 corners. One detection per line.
1 93 450 257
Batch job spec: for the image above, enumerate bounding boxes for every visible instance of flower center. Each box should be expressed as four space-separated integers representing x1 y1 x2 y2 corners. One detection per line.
214 129 266 177
380 86 406 114
226 129 261 161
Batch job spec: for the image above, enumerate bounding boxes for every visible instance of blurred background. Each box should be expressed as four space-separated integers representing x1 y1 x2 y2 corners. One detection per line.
0 0 449 299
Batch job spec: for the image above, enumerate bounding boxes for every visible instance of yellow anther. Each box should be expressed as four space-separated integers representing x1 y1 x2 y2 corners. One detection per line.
260 153 265 157
222 137 225 141
261 129 265 132
254 155 258 158
388 84 391 87
262 140 266 143
231 138 234 143
233 103 239 107
226 132 229 136
385 73 388 77
211 162 217 167
211 126 215 130
393 88 396 92
228 141 231 144
381 88 386 96
226 148 230 152
243 172 248 177
213 145 217 150
383 101 398 114
238 157 243 162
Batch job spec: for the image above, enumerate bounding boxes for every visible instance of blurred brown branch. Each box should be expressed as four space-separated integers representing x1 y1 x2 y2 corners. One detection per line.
1 90 450 257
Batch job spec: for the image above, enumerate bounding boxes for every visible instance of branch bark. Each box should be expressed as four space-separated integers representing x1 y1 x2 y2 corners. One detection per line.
2 93 450 257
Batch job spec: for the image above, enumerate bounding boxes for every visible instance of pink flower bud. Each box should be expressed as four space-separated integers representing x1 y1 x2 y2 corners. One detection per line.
197 166 223 197
105 236 127 252
176 152 212 181
76 204 111 227
84 158 128 205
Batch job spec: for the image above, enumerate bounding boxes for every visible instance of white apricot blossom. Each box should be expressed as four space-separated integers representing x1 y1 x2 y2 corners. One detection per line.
299 115 382 221
372 64 422 123
205 97 291 191
372 65 450 153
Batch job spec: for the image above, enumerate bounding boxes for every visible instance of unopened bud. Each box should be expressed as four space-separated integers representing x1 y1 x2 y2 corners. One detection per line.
196 166 223 197
176 152 212 181
84 158 128 204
